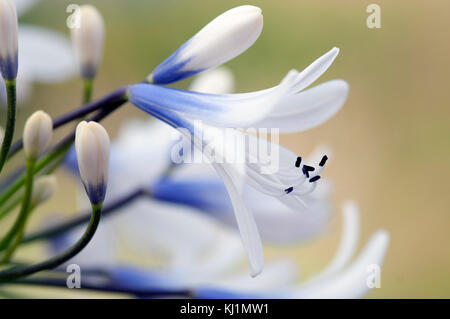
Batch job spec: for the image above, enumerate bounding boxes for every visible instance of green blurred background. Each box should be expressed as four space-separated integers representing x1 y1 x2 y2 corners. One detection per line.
2 0 449 298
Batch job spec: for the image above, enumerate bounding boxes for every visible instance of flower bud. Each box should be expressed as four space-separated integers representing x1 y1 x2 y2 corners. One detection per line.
32 175 57 206
0 0 19 80
71 5 105 79
75 121 110 205
23 110 53 160
149 5 263 84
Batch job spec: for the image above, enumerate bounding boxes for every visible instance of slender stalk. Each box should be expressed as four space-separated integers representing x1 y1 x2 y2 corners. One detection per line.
0 79 16 173
0 140 72 209
0 159 35 254
7 86 129 159
0 194 21 220
83 78 94 104
23 188 147 244
0 203 103 283
7 277 192 298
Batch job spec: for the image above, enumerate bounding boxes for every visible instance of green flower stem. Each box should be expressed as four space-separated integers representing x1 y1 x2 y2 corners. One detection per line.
0 79 16 173
0 140 72 210
83 78 94 104
0 159 35 255
0 203 102 283
0 214 29 263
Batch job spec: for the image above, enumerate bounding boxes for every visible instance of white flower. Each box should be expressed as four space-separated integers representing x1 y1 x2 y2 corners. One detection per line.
71 5 105 79
75 121 110 205
32 174 57 206
23 110 53 160
129 48 348 276
148 5 263 84
0 1 76 106
0 0 19 80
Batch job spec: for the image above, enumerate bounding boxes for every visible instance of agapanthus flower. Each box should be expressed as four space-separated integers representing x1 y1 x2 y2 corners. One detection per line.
128 47 348 276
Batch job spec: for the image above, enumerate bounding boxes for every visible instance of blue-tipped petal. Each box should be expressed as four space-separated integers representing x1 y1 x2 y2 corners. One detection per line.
152 178 232 216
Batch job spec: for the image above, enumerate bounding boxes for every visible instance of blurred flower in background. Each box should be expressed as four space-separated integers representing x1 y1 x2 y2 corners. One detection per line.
55 67 388 298
0 0 75 106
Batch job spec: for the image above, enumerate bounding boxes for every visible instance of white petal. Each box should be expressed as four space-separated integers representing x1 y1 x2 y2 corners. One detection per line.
18 25 76 83
131 69 304 127
301 201 360 286
254 80 349 132
212 162 264 277
291 230 390 298
291 47 340 93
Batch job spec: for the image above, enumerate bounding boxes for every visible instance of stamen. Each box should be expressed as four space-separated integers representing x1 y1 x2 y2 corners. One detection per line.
284 186 294 194
309 175 321 183
304 165 315 172
295 157 302 168
302 166 309 178
319 155 328 167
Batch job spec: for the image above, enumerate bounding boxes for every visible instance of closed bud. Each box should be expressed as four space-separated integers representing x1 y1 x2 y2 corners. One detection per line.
71 5 105 79
23 110 53 160
0 0 18 80
149 5 263 84
75 121 110 205
32 175 57 206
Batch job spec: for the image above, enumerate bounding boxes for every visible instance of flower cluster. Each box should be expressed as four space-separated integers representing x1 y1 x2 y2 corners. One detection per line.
0 1 389 299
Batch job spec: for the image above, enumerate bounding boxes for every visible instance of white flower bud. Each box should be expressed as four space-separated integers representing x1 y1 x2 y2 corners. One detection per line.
149 5 263 84
32 175 57 206
0 0 18 80
71 5 105 79
75 121 110 205
23 110 53 160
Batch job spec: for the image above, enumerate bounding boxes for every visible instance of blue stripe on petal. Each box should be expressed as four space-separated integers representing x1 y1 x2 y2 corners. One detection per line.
194 287 267 299
152 177 232 216
129 84 227 122
151 39 206 84
0 53 18 81
109 266 182 291
84 179 107 205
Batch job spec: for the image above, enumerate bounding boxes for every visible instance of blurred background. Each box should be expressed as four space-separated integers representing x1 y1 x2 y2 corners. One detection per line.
1 0 449 298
